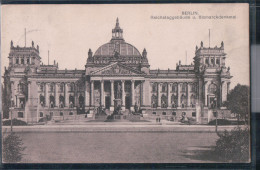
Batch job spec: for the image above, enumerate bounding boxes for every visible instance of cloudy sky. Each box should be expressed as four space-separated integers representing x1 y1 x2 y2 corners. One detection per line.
1 4 249 89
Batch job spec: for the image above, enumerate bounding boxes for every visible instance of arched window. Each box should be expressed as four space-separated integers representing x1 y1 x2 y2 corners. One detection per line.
172 83 177 92
171 94 178 108
152 83 157 93
40 84 44 92
181 83 187 92
161 94 167 108
208 83 217 94
181 94 187 108
59 84 64 92
151 94 157 108
59 95 65 108
39 94 45 106
79 95 84 108
190 94 196 107
49 95 55 108
49 84 54 92
162 83 167 92
191 83 196 92
69 95 74 108
18 83 24 92
70 83 74 92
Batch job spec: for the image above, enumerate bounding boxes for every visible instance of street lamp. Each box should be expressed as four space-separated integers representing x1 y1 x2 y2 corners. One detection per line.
10 98 14 132
214 97 218 133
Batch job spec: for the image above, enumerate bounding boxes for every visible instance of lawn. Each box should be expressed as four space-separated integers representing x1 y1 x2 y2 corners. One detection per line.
15 132 220 163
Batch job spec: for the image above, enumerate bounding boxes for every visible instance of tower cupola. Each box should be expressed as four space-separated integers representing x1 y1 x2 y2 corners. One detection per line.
112 18 124 40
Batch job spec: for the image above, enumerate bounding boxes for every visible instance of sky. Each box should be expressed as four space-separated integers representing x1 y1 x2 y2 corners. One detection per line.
1 4 249 89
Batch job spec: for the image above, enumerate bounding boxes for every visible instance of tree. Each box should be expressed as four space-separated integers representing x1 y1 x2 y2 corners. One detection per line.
214 127 250 162
3 132 26 163
224 84 249 124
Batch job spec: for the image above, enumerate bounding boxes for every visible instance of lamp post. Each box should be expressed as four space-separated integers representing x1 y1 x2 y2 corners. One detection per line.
214 97 218 133
10 98 14 132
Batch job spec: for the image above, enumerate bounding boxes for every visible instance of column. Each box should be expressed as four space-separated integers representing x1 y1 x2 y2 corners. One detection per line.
131 80 135 107
121 80 125 110
141 80 145 107
65 83 69 107
177 83 181 108
204 81 208 107
187 83 191 107
158 83 161 108
167 83 171 108
55 83 59 107
45 83 49 107
85 81 90 107
28 82 31 105
91 81 94 106
110 80 114 110
11 82 15 107
101 80 104 107
221 81 227 104
148 82 151 107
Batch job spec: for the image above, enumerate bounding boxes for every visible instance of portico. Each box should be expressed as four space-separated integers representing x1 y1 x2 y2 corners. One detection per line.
88 77 145 112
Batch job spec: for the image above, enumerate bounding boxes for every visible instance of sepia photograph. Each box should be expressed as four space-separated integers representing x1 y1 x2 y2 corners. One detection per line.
1 4 250 163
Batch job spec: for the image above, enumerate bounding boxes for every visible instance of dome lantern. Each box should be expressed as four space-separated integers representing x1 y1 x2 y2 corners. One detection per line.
112 18 123 40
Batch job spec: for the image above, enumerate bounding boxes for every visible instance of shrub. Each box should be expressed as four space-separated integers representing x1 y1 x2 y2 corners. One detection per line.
3 132 26 163
38 117 47 122
208 119 231 125
2 119 27 126
214 127 250 162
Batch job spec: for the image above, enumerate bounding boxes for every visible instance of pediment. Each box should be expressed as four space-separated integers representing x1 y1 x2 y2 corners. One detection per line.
90 62 145 76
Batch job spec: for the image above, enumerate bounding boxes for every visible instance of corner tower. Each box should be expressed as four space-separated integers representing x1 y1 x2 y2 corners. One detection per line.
194 41 232 118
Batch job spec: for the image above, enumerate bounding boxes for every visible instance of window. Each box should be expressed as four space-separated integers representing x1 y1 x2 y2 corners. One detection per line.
208 84 217 94
60 112 63 116
152 83 157 92
69 112 73 115
181 94 187 108
27 58 30 64
191 84 196 92
70 84 74 91
153 112 156 115
21 58 24 64
216 58 220 65
172 84 177 92
172 112 176 116
162 83 167 92
162 112 166 115
40 84 44 92
211 58 215 65
181 83 187 92
205 58 209 64
151 95 157 108
192 112 196 117
18 112 24 118
50 84 54 92
40 112 43 117
16 58 19 64
59 84 64 92
40 95 45 106
161 95 167 108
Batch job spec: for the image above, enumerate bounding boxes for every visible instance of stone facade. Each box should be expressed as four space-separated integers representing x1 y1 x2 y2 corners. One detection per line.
3 18 232 123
